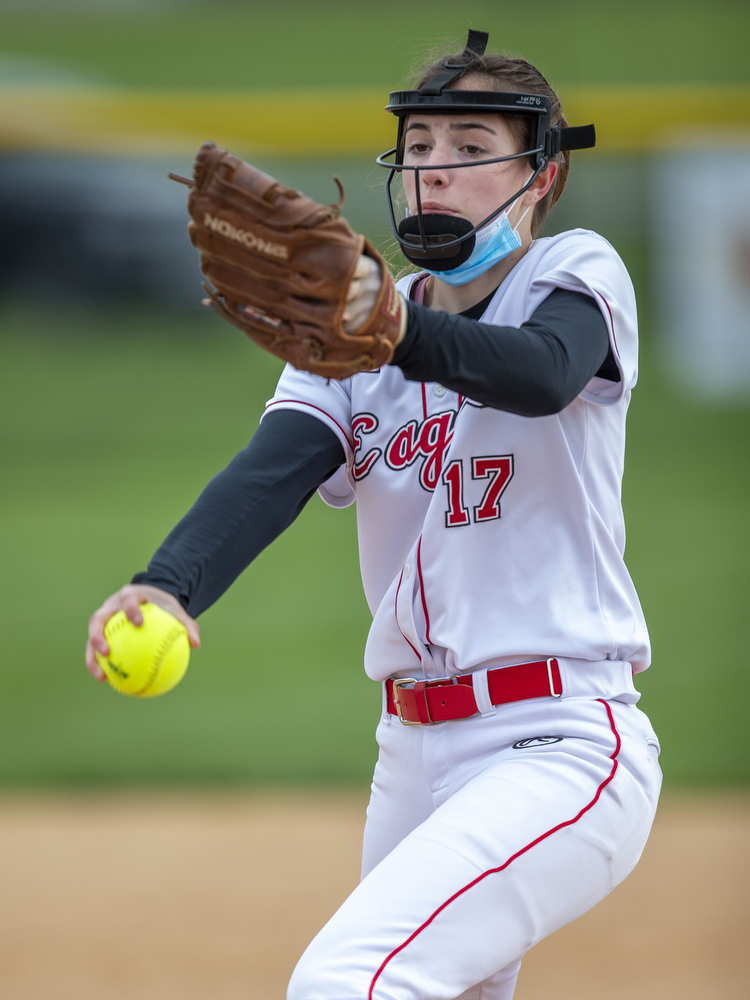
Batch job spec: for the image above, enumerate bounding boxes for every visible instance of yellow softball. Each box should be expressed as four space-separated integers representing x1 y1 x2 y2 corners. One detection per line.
96 602 190 698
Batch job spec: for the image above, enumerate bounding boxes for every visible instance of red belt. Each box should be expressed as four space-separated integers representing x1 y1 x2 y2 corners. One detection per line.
386 658 562 725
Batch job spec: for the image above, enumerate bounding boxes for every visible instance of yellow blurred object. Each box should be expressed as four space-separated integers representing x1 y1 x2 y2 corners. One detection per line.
96 603 190 698
1 83 749 157
0 86 391 156
560 84 750 152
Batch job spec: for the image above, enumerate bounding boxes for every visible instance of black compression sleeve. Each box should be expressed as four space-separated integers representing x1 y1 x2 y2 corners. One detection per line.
391 287 614 417
131 409 346 617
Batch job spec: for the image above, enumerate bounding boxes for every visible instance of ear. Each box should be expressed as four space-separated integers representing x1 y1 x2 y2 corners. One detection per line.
523 161 559 206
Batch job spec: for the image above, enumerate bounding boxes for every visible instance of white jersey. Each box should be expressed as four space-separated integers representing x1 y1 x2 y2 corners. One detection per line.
265 229 650 684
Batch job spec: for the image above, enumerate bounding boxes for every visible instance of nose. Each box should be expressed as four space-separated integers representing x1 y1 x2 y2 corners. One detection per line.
420 168 447 191
418 151 451 190
414 137 456 191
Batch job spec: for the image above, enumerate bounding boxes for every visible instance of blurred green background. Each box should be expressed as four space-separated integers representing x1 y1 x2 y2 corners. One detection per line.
1 0 748 789
1 0 748 87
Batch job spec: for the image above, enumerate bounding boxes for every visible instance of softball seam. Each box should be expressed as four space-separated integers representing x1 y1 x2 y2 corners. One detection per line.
103 607 184 697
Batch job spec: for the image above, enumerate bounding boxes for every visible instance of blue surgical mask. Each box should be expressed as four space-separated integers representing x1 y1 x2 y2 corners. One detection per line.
424 199 531 287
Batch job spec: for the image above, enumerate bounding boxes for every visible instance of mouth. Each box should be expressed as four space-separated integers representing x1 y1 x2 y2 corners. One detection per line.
419 202 460 215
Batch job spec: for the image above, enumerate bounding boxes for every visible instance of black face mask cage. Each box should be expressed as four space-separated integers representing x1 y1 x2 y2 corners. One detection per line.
377 129 548 261
376 29 596 265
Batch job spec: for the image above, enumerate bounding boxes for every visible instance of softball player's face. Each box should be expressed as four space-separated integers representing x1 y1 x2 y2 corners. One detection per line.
401 111 528 229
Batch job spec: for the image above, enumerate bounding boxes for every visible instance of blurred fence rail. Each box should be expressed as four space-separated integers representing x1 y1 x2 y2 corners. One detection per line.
1 83 750 156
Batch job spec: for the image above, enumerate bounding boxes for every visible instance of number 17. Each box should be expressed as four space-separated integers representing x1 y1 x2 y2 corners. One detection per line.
442 455 514 528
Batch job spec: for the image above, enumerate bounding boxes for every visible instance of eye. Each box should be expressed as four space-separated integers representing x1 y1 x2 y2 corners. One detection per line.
462 144 484 155
407 141 430 155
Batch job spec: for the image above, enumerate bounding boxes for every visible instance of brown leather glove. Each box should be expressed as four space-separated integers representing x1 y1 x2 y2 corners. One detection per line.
171 142 405 380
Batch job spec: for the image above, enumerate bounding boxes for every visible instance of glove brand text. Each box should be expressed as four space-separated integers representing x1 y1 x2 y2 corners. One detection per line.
203 213 289 260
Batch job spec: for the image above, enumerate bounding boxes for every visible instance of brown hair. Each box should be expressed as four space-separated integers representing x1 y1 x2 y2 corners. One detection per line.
411 46 569 238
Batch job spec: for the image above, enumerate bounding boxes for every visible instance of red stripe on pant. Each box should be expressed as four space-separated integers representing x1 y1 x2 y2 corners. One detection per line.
367 698 623 1000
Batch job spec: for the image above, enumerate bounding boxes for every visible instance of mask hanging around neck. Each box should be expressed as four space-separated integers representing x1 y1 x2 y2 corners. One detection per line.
423 182 533 287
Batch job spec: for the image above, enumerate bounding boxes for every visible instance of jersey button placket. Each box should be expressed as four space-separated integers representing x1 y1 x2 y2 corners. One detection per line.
396 547 431 675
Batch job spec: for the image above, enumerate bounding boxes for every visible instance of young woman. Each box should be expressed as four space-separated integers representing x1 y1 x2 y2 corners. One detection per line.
87 31 661 1000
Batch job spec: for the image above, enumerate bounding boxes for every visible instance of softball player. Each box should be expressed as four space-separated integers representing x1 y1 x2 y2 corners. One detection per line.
87 30 661 1000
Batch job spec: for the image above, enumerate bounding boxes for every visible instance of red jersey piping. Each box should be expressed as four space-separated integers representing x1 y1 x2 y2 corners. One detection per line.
394 568 422 664
264 399 354 451
415 537 432 645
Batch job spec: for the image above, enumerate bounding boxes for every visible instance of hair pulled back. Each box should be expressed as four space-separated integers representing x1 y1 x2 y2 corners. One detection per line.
412 47 569 238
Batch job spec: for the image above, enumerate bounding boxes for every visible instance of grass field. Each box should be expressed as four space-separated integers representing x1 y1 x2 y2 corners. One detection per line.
0 0 748 789
0 294 748 788
1 0 748 90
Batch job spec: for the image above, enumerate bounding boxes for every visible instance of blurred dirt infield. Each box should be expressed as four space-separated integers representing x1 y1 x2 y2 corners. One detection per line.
0 791 746 1000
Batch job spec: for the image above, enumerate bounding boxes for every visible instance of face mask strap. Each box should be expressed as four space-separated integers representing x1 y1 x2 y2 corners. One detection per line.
514 203 533 231
504 172 535 233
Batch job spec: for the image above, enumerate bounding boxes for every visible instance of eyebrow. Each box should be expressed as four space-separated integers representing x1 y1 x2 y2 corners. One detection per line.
405 121 498 135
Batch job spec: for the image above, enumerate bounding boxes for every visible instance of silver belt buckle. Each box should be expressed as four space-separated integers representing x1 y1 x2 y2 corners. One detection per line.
391 677 425 725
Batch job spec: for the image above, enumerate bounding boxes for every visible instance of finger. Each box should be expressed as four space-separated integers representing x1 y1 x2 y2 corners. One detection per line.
167 607 201 649
144 592 201 649
88 608 112 656
185 619 201 649
345 256 372 303
353 255 370 279
121 589 145 626
85 640 107 682
88 589 127 651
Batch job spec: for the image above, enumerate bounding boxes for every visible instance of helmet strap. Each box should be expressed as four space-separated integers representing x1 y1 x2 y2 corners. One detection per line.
418 30 489 96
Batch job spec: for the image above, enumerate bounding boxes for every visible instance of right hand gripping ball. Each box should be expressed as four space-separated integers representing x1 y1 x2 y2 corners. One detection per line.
96 602 190 697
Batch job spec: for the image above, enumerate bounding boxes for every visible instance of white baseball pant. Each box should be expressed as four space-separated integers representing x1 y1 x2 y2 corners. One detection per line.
288 693 661 1000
